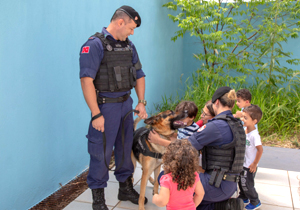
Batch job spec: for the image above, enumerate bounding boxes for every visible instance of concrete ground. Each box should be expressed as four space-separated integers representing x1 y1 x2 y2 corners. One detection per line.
64 146 300 210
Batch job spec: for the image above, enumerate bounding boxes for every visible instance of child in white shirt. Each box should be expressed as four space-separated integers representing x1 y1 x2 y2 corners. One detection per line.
238 105 263 210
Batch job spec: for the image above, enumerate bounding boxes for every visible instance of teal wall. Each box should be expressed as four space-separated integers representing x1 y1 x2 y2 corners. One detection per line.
2 1 298 209
0 1 191 209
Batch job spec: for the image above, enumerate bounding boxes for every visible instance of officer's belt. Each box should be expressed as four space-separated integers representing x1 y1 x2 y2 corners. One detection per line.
207 169 240 187
97 92 130 104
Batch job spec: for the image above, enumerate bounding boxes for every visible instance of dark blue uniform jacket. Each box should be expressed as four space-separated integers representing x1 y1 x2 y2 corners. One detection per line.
79 27 145 98
189 110 234 150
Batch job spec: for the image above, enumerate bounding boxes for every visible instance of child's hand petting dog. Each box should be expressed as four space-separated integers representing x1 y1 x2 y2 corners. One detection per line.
148 130 160 144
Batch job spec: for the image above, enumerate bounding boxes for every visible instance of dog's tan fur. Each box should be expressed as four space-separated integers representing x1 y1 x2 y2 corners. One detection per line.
131 110 187 210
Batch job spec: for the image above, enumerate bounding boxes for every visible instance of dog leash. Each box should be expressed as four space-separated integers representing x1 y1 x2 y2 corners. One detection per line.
95 109 140 171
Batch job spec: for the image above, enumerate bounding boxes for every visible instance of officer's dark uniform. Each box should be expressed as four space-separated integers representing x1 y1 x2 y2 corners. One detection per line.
189 110 244 210
80 5 147 210
80 27 145 188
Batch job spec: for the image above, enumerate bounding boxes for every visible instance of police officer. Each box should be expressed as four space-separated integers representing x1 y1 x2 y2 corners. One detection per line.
149 86 246 210
79 5 148 210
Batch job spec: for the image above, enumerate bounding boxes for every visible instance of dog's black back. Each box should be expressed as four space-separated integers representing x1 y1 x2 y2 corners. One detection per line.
132 127 150 160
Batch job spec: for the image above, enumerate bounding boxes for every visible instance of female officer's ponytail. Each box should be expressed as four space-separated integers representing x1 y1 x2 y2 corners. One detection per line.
219 89 237 108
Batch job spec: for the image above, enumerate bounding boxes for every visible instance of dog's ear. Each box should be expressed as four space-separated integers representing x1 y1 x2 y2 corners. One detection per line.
144 115 160 125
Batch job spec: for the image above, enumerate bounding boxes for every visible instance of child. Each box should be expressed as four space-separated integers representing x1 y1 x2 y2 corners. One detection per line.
238 105 263 210
234 88 252 118
152 140 205 210
196 100 216 127
175 101 199 139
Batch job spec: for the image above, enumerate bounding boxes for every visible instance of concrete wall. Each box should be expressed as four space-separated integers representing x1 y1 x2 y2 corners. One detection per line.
0 1 190 209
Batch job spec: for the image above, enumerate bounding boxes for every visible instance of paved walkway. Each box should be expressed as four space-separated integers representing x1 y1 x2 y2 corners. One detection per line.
64 146 300 210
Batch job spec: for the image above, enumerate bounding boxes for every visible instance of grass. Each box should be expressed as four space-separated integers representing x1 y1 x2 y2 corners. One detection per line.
154 71 300 148
250 73 300 137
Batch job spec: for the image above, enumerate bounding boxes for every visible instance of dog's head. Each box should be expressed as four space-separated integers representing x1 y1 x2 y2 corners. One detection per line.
144 110 188 136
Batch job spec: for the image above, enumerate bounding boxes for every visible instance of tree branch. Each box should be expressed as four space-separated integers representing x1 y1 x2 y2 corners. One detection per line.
221 6 234 31
231 31 259 53
196 29 208 66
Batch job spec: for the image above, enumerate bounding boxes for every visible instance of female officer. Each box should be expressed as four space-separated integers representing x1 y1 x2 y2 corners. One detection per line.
149 86 245 210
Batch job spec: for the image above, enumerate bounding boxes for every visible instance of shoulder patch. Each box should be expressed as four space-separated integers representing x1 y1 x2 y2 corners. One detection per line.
197 125 206 132
81 46 90 54
89 36 95 40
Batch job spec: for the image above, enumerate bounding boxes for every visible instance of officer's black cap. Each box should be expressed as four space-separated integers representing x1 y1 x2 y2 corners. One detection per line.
116 5 141 27
212 86 232 103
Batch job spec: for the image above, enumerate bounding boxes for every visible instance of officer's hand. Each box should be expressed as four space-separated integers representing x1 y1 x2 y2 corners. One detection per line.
135 103 148 119
92 116 105 132
249 163 257 173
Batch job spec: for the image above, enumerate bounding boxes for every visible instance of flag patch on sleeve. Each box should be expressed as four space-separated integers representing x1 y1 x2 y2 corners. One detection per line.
197 125 206 132
81 46 90 54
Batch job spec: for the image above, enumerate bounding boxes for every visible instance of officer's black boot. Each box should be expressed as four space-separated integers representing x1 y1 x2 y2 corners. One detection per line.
214 198 244 210
118 175 148 205
91 188 109 210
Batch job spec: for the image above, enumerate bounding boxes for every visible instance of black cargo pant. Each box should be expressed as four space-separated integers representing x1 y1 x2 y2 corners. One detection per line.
238 167 260 205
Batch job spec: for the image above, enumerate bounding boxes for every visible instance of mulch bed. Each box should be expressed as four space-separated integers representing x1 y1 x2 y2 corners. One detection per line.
29 155 116 210
29 170 89 210
262 133 300 149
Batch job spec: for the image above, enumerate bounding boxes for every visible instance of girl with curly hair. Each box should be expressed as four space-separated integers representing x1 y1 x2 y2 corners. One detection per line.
152 139 204 210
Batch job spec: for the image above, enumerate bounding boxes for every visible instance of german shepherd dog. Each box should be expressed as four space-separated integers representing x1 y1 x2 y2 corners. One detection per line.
131 110 188 210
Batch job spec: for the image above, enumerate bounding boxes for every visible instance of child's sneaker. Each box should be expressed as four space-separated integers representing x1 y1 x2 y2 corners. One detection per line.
242 198 250 204
245 202 261 209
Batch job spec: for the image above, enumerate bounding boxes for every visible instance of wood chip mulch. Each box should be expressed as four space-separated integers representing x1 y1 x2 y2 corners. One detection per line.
29 170 89 210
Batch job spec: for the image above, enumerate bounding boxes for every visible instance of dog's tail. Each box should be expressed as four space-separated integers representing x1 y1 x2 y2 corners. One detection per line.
133 117 142 131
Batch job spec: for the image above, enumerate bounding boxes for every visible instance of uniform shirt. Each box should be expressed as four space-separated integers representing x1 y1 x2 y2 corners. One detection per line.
189 110 237 188
177 122 199 139
160 172 200 210
188 110 234 151
79 27 145 98
244 129 262 168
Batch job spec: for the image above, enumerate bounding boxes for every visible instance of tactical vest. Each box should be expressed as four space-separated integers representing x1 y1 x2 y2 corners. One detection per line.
202 115 246 187
93 32 142 92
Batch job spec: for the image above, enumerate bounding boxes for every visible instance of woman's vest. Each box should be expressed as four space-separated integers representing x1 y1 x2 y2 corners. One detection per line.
93 32 142 92
202 115 246 187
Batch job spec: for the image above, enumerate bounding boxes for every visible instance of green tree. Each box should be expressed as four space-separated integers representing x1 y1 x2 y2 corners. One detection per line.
254 0 300 89
163 0 300 87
